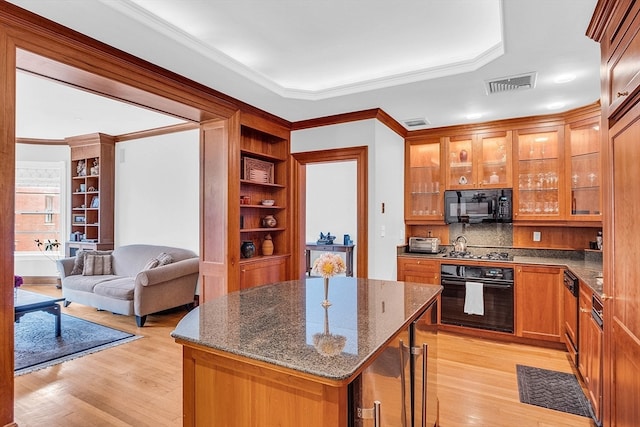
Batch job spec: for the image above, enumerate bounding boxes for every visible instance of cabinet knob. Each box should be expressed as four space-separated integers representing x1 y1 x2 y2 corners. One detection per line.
617 91 629 98
601 293 613 301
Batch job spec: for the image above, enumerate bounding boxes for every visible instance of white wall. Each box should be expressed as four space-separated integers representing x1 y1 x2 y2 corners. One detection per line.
371 121 405 279
291 119 404 280
14 143 70 277
115 130 199 252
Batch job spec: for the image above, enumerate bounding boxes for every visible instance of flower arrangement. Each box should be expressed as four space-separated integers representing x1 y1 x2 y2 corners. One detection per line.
14 275 23 288
312 253 346 278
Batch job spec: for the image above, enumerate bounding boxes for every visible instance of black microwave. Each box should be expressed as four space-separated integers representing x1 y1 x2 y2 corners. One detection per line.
444 189 513 224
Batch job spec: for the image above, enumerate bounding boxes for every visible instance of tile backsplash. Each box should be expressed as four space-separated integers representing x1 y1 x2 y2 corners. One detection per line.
448 222 513 248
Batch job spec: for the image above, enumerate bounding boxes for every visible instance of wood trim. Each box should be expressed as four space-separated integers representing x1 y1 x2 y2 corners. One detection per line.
587 0 616 42
374 109 408 137
405 103 601 140
291 108 380 130
292 147 368 278
17 120 199 145
4 2 291 127
0 26 15 426
291 108 407 137
114 122 200 142
15 137 65 145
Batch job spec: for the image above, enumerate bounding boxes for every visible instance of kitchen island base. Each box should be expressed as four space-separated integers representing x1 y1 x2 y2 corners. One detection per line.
180 343 348 427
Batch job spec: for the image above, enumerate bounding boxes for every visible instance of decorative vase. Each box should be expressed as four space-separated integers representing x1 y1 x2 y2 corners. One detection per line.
322 277 332 307
262 215 277 228
459 149 468 162
241 241 256 258
262 234 274 256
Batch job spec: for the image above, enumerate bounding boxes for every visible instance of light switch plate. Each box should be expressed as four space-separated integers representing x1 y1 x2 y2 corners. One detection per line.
533 231 541 242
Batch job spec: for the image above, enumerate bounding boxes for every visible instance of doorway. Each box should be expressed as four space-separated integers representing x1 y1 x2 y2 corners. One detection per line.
292 146 368 278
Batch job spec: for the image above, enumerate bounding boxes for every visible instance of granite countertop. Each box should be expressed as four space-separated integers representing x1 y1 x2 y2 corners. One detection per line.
171 277 441 382
398 247 603 296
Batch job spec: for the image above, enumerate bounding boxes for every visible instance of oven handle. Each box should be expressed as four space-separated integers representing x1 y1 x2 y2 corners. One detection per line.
440 278 513 289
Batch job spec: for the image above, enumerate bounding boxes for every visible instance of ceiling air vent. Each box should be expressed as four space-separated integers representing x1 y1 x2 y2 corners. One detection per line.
403 117 430 128
485 72 537 94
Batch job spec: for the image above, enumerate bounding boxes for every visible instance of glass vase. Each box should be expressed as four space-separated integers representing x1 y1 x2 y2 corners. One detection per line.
322 277 332 307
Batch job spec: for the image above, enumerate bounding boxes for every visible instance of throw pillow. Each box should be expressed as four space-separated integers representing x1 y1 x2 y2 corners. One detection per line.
70 250 87 275
156 252 173 266
143 258 160 270
83 254 113 276
70 250 113 275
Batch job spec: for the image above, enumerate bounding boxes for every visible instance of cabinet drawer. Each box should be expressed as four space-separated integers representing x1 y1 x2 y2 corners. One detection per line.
607 2 640 116
397 258 440 283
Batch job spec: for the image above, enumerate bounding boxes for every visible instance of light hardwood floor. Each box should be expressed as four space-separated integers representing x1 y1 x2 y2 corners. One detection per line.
14 285 596 427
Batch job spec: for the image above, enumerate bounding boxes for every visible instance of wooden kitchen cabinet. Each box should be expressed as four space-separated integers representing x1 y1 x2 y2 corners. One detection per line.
445 131 512 189
513 126 565 221
578 281 603 423
239 255 287 290
397 257 440 285
588 2 640 425
515 265 563 342
405 137 444 220
566 113 602 222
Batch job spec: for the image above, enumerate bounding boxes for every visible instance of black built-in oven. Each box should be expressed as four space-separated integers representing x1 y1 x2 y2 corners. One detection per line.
440 264 514 333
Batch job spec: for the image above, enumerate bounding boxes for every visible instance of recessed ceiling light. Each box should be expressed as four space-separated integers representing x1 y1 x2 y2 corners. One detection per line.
466 113 482 120
554 74 576 84
547 102 566 110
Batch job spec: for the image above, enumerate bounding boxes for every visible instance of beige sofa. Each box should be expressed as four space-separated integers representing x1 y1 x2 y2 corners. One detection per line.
57 244 199 326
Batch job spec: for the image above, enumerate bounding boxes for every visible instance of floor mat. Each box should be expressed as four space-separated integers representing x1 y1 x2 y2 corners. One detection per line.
516 364 592 418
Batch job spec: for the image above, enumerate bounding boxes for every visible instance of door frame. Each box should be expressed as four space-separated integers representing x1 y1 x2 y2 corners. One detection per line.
291 146 368 278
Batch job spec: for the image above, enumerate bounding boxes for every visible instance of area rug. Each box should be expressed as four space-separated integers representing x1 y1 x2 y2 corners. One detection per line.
15 311 142 376
516 364 592 418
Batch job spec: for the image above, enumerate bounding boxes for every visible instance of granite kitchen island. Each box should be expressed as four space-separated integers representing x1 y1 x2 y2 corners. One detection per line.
172 277 442 427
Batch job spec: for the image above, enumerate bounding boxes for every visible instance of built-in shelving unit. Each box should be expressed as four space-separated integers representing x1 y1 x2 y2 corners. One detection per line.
65 133 115 256
237 115 291 289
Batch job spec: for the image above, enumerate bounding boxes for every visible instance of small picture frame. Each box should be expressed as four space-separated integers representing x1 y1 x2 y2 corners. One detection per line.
90 196 100 208
74 215 86 224
79 183 86 192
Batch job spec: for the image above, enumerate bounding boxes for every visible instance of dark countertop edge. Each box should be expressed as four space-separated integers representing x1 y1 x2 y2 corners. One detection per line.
171 283 442 382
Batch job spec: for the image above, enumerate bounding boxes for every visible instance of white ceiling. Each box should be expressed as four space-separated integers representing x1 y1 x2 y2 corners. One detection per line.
9 0 601 139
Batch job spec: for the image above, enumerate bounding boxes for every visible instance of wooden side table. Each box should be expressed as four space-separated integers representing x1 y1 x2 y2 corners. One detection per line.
305 243 355 277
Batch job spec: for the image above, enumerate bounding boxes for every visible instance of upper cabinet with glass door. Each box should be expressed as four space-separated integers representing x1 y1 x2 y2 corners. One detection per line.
405 137 443 220
567 118 601 221
513 126 564 220
446 131 512 189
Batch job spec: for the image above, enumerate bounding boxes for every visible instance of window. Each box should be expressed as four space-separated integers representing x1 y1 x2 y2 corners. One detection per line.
15 161 64 253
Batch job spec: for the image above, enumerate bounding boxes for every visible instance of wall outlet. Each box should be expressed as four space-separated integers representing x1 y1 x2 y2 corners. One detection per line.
533 231 541 242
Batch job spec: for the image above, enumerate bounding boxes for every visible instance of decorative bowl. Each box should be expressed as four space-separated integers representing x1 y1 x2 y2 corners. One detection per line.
261 199 275 206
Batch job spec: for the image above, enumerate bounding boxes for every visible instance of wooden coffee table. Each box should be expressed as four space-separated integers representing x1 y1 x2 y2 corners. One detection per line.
14 289 66 337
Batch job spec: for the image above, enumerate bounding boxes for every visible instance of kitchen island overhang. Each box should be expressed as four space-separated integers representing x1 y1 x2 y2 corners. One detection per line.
172 277 442 426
